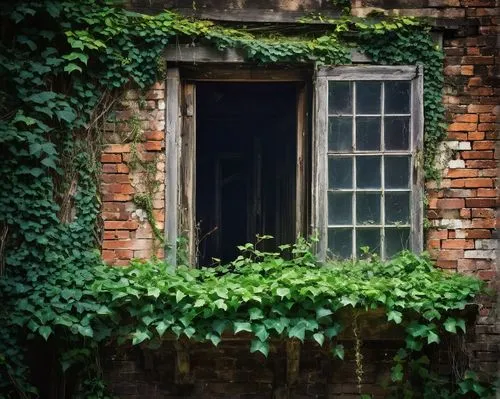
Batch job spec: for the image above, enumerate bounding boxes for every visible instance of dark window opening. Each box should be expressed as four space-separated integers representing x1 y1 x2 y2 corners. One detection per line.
196 82 297 266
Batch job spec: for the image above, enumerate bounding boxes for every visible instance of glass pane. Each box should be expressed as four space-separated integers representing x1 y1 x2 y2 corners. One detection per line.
385 156 410 189
356 228 381 257
329 157 353 189
329 82 352 114
356 192 381 225
328 192 352 225
356 156 381 188
385 192 410 224
385 116 410 150
385 228 410 258
328 228 352 259
329 117 352 152
356 117 381 151
356 82 381 114
385 81 410 114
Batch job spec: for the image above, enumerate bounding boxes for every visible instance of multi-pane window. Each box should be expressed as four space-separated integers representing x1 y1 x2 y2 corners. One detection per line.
314 66 423 260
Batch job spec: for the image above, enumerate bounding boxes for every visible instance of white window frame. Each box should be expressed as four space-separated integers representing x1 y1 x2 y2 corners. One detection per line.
312 65 424 261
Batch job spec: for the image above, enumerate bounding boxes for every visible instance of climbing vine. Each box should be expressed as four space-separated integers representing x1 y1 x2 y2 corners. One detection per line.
0 0 491 397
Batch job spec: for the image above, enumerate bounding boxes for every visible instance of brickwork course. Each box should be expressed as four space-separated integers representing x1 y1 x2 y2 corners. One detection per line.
100 0 498 396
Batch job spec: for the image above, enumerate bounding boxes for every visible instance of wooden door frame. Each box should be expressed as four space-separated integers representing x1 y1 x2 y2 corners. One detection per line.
165 63 312 267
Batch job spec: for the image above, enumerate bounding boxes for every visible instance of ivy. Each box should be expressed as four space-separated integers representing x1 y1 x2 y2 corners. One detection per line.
0 0 492 397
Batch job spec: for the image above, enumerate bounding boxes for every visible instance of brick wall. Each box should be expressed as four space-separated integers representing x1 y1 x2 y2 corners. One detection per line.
100 0 498 394
101 83 166 266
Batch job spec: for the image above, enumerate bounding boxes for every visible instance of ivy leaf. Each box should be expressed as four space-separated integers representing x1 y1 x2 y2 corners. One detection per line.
288 323 305 342
443 317 457 334
325 323 342 339
183 327 195 339
194 298 205 308
249 307 264 320
250 339 269 357
206 333 221 346
76 325 93 338
41 157 57 169
38 326 52 341
316 307 333 319
147 287 160 298
252 324 269 342
175 290 186 303
212 319 228 336
313 332 325 346
391 363 404 382
427 331 440 345
27 91 57 104
155 321 170 337
332 344 344 360
132 330 150 345
64 63 82 73
387 310 403 324
276 287 290 298
55 108 77 123
233 321 252 334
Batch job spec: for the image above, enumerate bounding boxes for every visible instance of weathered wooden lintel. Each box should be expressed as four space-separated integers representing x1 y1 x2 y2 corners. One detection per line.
164 45 371 64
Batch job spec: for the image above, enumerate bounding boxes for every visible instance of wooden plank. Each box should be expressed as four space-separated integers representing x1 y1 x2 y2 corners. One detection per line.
411 65 424 254
181 65 312 81
165 68 181 268
180 83 197 266
312 74 328 262
295 83 307 239
165 45 370 65
317 65 417 80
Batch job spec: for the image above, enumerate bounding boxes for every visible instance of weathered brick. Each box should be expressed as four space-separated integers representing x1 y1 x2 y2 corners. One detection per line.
464 250 496 259
448 122 478 131
446 168 478 178
104 231 130 240
465 160 496 168
103 144 131 153
144 130 164 141
442 188 476 198
471 219 496 229
472 140 495 150
465 197 496 207
477 123 497 132
101 154 122 163
101 174 130 184
441 239 474 249
103 221 139 230
468 104 494 113
460 65 474 75
460 151 494 159
450 178 493 188
471 208 495 218
464 229 492 239
461 56 494 64
438 249 464 260
476 188 497 197
436 198 465 209
478 114 496 122
476 239 497 250
454 114 478 123
144 141 163 151
467 131 485 140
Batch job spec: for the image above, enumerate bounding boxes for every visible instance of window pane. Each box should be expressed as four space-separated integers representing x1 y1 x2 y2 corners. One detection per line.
356 117 381 151
356 192 381 225
385 228 410 258
385 81 410 114
329 157 353 189
385 156 410 189
329 82 352 114
356 82 381 114
356 228 381 257
385 116 410 150
356 156 381 188
385 192 410 224
328 192 352 225
328 228 352 259
329 117 352 152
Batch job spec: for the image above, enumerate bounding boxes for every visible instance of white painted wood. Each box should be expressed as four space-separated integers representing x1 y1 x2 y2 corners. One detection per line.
165 68 181 267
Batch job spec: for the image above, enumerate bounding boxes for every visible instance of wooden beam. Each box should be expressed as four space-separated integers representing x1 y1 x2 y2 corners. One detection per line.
165 68 181 268
317 65 417 80
295 83 307 238
286 339 301 387
164 45 371 64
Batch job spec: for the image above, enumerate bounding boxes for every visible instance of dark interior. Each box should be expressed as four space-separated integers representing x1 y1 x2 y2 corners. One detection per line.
196 82 297 266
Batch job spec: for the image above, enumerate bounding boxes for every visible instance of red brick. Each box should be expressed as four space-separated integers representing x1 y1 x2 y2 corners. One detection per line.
461 56 494 64
479 168 497 177
448 132 469 140
468 104 494 113
477 188 497 197
103 144 131 153
460 151 494 160
442 189 476 198
472 209 495 218
115 249 134 259
448 122 478 132
442 239 475 249
101 174 130 184
446 169 478 178
101 154 121 163
460 208 471 218
451 178 493 188
427 239 441 249
436 198 465 209
427 230 448 240
104 231 130 240
438 249 464 260
465 198 496 207
116 164 130 174
472 141 495 150
144 141 163 151
102 193 132 202
465 229 492 239
477 123 497 132
454 114 478 123
465 160 496 168
467 131 485 140
103 221 139 230
478 270 496 281
102 164 118 173
460 65 474 75
436 260 457 269
479 114 496 122
102 250 116 261
471 219 496 229
144 131 164 141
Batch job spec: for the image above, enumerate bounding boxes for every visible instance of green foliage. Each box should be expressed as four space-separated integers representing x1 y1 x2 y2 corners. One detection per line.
0 0 484 397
